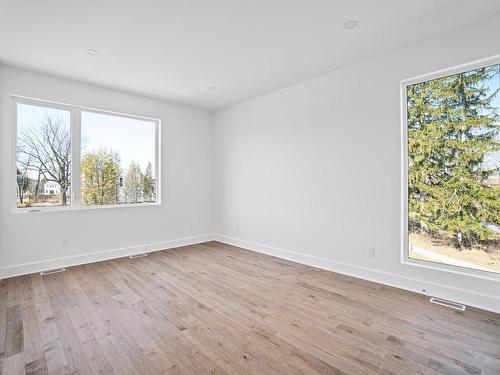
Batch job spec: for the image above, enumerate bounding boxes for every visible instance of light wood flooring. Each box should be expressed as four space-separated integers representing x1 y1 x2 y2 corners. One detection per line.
1 241 499 374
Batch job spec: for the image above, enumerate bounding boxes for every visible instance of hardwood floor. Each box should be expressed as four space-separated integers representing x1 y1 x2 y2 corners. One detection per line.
1 241 499 375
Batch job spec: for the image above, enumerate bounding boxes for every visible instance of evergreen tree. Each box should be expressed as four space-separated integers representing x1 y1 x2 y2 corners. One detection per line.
124 161 143 203
408 64 500 248
142 162 154 201
81 149 121 205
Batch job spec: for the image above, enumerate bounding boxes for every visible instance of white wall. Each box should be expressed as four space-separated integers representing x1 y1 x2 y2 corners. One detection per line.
214 15 500 313
0 65 214 277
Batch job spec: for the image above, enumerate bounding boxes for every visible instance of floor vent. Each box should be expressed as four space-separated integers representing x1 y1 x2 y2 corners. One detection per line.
429 297 466 311
129 253 149 259
40 268 66 276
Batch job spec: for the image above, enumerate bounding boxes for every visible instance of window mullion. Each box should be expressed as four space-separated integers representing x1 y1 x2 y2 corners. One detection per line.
155 120 161 204
71 108 82 208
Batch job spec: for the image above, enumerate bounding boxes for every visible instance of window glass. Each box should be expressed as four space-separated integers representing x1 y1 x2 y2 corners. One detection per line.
16 103 71 208
80 111 157 206
406 63 500 273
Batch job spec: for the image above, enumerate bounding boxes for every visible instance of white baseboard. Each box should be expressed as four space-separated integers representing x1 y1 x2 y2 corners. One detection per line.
213 234 500 314
0 234 213 279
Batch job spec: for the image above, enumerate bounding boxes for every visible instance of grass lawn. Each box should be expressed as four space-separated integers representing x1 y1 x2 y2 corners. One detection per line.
409 232 500 273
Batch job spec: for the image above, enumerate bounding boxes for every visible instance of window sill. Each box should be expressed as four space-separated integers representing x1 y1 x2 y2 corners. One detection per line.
12 202 161 214
401 256 500 283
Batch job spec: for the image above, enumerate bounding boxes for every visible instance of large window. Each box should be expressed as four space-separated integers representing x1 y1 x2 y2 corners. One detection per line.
15 97 160 211
403 59 499 275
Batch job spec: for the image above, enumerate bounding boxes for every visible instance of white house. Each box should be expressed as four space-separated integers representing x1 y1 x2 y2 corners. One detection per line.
43 181 61 195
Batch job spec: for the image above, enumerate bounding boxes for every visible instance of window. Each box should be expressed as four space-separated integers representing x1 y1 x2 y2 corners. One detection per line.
403 58 499 275
15 97 160 211
81 111 157 206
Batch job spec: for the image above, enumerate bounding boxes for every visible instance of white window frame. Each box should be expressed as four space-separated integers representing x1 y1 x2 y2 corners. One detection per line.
12 96 161 213
401 54 500 281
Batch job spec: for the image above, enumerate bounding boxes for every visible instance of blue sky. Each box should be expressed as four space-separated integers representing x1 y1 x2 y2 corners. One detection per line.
17 103 156 179
482 64 499 171
81 111 156 176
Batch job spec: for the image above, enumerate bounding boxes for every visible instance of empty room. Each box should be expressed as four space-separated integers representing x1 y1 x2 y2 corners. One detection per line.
1 1 500 374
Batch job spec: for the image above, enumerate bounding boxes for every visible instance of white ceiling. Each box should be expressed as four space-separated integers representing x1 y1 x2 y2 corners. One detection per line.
1 1 499 111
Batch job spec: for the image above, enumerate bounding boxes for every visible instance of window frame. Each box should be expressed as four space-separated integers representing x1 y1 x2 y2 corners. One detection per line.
401 54 500 281
12 96 161 213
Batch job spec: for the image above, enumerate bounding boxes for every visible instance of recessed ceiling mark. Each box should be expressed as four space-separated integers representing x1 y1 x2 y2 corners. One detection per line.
343 20 358 30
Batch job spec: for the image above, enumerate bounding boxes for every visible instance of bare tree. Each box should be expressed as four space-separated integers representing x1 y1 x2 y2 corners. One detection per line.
16 145 33 204
16 169 29 204
18 116 71 205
